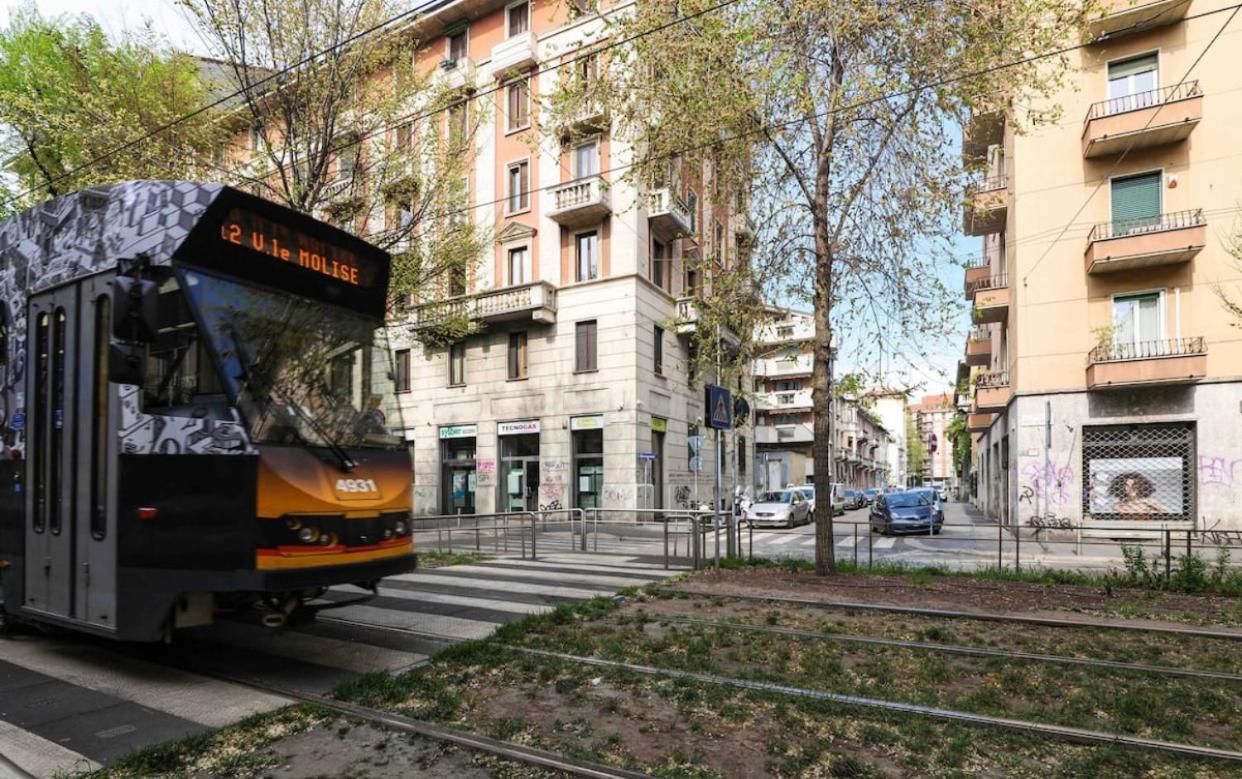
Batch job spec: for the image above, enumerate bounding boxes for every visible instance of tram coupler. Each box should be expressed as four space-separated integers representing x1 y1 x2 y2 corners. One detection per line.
260 595 301 629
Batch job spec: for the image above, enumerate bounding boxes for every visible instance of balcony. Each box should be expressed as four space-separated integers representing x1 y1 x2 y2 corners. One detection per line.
963 175 1008 236
964 261 992 300
1086 336 1206 390
755 353 813 377
488 31 538 80
647 187 692 240
969 274 1010 324
974 370 1011 411
1082 82 1202 158
732 210 754 239
962 107 1005 162
965 327 992 366
556 97 608 135
756 389 814 411
1086 0 1191 42
437 57 477 91
409 281 558 329
967 411 996 432
674 297 741 347
755 423 814 445
547 176 611 227
1084 209 1205 274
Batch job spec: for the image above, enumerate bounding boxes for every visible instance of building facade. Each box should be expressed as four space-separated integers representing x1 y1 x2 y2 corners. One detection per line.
962 0 1242 531
378 0 752 516
909 393 954 488
751 309 890 490
869 392 908 489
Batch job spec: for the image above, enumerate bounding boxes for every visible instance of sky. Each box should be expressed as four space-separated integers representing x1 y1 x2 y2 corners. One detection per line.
0 0 966 400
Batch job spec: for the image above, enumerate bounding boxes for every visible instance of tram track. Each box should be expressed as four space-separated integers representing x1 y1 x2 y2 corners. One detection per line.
508 646 1242 765
188 667 653 779
642 614 1242 682
662 588 1242 640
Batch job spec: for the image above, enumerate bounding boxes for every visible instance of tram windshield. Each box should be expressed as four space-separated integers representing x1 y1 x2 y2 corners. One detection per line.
180 268 404 450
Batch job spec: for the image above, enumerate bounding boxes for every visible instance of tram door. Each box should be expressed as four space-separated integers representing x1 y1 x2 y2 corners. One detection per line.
24 277 115 626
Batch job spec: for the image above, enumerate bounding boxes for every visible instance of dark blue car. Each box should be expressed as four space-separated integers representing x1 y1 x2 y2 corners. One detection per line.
870 490 944 536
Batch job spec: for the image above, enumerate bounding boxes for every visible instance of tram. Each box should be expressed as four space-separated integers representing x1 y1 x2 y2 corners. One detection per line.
0 181 415 641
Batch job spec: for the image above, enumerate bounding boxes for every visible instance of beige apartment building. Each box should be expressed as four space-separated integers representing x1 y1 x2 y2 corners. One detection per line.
370 0 753 516
910 393 955 488
963 0 1241 531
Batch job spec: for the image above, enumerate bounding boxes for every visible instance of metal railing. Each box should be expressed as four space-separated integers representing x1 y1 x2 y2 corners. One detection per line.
968 326 990 343
1088 335 1206 364
971 174 1007 193
1087 208 1205 243
975 369 1010 388
1085 80 1202 122
967 273 1009 295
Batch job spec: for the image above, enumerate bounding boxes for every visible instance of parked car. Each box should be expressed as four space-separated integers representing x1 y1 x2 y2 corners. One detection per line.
870 490 943 535
800 484 816 513
912 487 946 526
937 485 949 502
746 489 812 528
829 483 847 516
842 488 866 510
862 487 881 505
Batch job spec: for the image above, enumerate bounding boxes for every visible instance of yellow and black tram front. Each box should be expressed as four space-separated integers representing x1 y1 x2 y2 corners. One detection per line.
0 181 415 641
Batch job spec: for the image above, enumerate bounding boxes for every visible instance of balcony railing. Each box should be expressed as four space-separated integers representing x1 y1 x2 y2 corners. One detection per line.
488 30 538 80
1088 336 1206 364
674 296 741 347
547 175 611 226
647 187 692 240
1086 81 1202 122
1087 209 1204 243
1087 0 1191 43
974 174 1007 193
963 177 1008 236
975 370 1010 389
967 272 1009 296
410 281 558 328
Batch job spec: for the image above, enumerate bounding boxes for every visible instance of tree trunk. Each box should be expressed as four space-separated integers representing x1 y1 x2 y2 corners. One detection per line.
812 208 836 575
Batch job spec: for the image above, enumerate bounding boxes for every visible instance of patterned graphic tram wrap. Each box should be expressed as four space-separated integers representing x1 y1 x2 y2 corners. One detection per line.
0 182 414 640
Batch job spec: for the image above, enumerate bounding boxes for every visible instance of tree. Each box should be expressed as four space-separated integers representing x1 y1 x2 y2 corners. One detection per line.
567 0 1092 573
181 0 489 331
0 5 217 212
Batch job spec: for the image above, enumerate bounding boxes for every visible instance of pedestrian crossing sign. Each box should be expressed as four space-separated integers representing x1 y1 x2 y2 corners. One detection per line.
706 384 732 430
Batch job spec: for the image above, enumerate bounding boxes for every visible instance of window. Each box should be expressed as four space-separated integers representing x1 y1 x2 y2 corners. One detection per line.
507 160 530 213
687 190 698 234
338 145 358 179
1108 52 1158 110
143 280 226 412
574 140 598 178
714 220 725 264
653 325 664 375
507 246 529 285
91 295 109 539
449 342 466 386
575 320 598 372
248 124 263 152
652 240 668 291
447 29 468 62
776 379 801 392
395 121 414 152
578 53 599 84
448 264 466 296
395 349 411 393
776 325 794 339
507 1 529 36
508 331 528 379
685 268 699 296
1111 171 1161 233
1112 291 1163 347
0 307 7 369
506 79 530 131
575 231 599 281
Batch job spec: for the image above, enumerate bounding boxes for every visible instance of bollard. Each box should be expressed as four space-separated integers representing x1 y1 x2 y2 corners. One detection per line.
664 517 669 570
1016 522 1021 572
853 523 858 565
1165 529 1171 583
868 529 873 568
531 514 537 560
997 518 1003 569
475 518 480 552
447 526 453 553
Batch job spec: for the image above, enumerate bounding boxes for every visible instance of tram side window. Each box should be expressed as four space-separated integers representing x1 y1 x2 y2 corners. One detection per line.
142 279 227 416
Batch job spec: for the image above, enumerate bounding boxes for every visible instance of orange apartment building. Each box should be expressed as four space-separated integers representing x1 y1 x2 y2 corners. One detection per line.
363 0 754 516
963 0 1242 531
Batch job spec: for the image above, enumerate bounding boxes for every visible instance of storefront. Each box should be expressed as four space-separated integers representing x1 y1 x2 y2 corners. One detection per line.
499 420 541 512
439 424 477 515
571 415 604 509
649 417 666 509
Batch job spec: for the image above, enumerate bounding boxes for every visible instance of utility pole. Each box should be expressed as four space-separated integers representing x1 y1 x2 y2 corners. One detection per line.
714 322 723 566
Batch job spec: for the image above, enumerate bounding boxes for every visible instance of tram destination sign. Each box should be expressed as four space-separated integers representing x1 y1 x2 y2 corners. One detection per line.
218 208 380 289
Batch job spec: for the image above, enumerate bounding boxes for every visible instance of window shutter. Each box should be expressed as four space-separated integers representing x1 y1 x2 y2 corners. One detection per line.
1110 172 1160 224
1108 53 1157 79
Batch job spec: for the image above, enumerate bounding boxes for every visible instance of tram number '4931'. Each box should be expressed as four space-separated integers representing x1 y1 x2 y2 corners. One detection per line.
336 478 379 495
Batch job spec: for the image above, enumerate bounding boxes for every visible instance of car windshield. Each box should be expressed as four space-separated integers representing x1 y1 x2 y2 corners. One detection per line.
182 268 405 450
864 489 879 496
886 492 933 508
757 491 795 503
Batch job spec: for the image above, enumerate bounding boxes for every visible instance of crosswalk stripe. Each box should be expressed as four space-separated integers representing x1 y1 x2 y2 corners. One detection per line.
386 571 619 600
0 718 100 778
873 537 897 550
772 535 804 546
367 585 552 615
405 566 656 590
320 602 501 641
836 536 857 548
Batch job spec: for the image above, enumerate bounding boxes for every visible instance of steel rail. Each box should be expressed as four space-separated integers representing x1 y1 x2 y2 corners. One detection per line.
195 670 653 779
511 646 1242 765
662 588 1242 641
649 615 1242 683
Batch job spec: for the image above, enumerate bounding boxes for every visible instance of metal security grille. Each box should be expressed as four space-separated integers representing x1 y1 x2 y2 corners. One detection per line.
1082 423 1195 522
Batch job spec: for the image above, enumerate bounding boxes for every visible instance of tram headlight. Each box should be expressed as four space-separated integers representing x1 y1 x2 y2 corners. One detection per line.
298 526 320 544
319 532 336 546
394 520 407 536
383 529 394 540
286 518 303 531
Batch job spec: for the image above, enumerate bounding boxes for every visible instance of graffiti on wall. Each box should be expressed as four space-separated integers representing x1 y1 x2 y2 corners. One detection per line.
1021 461 1075 507
603 485 631 505
1198 455 1242 490
475 459 496 487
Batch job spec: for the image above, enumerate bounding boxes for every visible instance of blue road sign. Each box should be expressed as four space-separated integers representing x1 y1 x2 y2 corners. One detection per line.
706 384 732 430
638 451 657 462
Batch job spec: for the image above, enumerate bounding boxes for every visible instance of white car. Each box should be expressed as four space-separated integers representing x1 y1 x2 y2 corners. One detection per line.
746 489 812 528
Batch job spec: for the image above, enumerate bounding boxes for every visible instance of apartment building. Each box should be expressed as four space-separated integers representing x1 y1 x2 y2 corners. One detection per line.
962 0 1241 531
373 0 753 516
751 308 891 490
909 393 954 487
869 391 908 489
